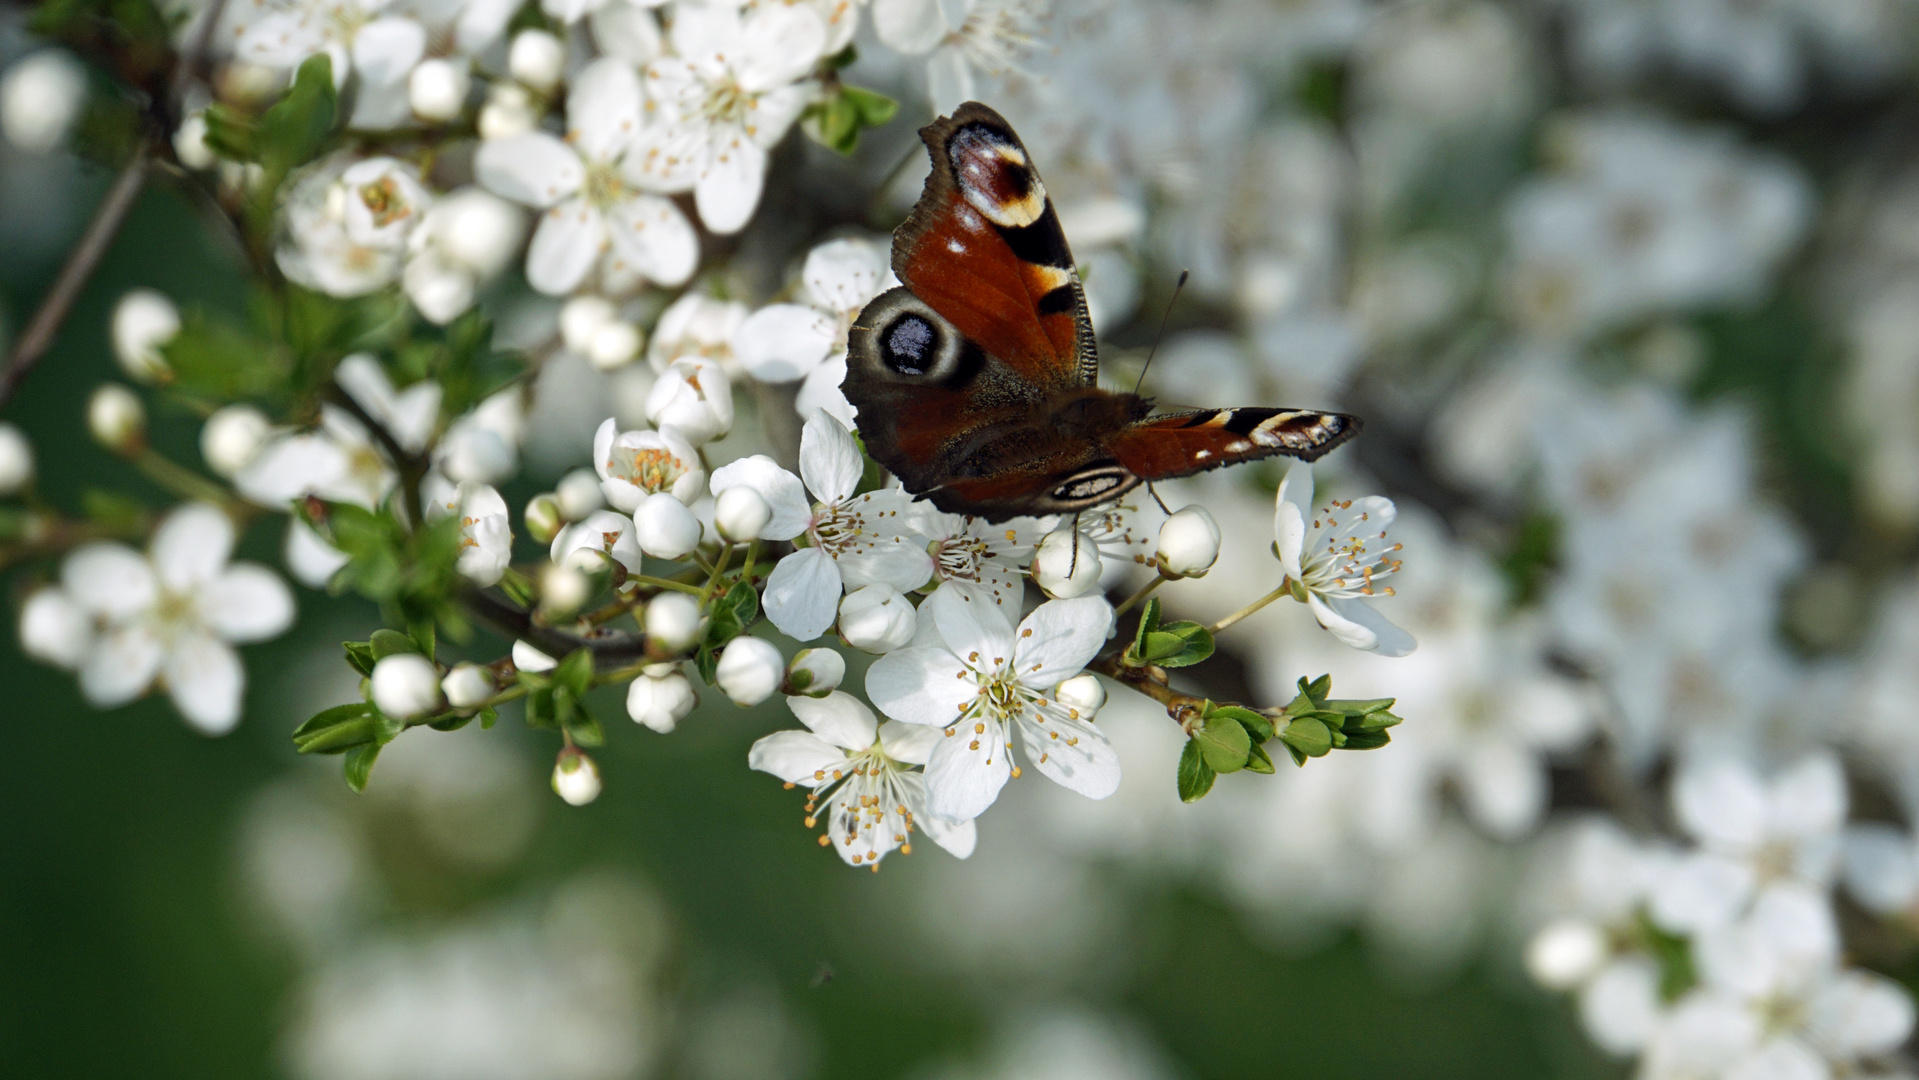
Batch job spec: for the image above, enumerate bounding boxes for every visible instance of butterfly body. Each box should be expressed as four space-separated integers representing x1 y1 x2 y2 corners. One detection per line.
845 102 1360 523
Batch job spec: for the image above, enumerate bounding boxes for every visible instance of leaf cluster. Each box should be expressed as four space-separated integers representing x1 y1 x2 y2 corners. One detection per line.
520 646 604 749
1124 598 1214 669
693 581 759 683
801 81 899 155
1176 675 1401 802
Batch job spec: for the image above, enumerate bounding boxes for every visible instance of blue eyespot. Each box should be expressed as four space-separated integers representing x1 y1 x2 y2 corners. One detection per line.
881 315 935 376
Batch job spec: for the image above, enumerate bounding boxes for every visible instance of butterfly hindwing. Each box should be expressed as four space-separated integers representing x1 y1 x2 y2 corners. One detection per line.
1103 407 1363 481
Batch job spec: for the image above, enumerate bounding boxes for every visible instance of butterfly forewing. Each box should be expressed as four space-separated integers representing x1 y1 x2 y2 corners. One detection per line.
1103 408 1362 481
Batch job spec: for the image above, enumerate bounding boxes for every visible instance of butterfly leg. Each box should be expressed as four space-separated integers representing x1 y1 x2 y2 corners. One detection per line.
1069 511 1082 578
1146 482 1172 515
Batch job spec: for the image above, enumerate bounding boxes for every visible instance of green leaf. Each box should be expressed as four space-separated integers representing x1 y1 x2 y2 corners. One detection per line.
1340 730 1392 750
1324 697 1395 717
1245 742 1277 774
1279 716 1333 759
1176 738 1216 802
1301 674 1332 705
694 644 719 686
842 85 898 127
522 683 558 730
292 703 378 754
256 54 338 179
554 646 594 700
369 628 418 659
1210 704 1274 743
407 618 436 660
1141 631 1184 660
427 712 476 732
1347 709 1403 733
562 702 606 748
1153 622 1215 668
479 706 498 730
343 741 381 792
82 489 147 535
1131 596 1163 658
160 313 288 399
1194 713 1252 773
801 85 897 155
341 641 376 676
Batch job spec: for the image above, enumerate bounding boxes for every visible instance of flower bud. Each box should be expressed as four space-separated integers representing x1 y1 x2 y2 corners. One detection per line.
370 653 441 719
633 490 701 560
0 51 86 155
173 111 216 169
1156 505 1221 578
111 289 180 383
588 320 642 370
477 82 538 140
509 30 567 91
87 383 145 453
556 468 605 521
432 188 524 276
1525 919 1608 991
1054 673 1106 716
408 58 469 122
713 486 771 544
1031 527 1103 599
559 295 617 355
627 670 696 732
441 662 496 708
783 647 845 697
714 636 782 706
524 493 563 544
19 587 90 669
838 584 916 653
200 404 271 477
539 561 593 617
645 358 733 445
552 747 602 805
513 639 557 672
643 592 702 653
549 509 641 572
0 421 34 495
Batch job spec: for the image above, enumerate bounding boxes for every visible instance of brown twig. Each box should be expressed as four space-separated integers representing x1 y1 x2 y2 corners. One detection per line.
1091 652 1208 732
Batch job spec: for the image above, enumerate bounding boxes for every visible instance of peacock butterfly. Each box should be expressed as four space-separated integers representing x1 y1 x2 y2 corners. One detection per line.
844 102 1361 523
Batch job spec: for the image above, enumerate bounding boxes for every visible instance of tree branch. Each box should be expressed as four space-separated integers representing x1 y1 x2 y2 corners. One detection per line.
459 585 651 671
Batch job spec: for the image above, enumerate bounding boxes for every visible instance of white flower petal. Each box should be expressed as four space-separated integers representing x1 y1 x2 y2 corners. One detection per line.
1650 851 1754 934
1310 593 1417 656
871 0 946 55
763 547 843 641
747 729 848 785
803 238 888 315
921 808 976 858
566 58 641 160
164 632 245 735
1274 462 1313 579
525 199 605 295
79 625 164 707
694 134 766 235
1808 971 1915 1057
787 690 878 751
1578 958 1662 1055
1458 739 1547 839
1768 753 1847 840
736 4 827 91
927 586 1017 671
866 646 978 727
708 455 810 539
1675 756 1770 851
350 17 426 87
878 719 939 765
475 132 584 209
605 194 699 287
1018 711 1120 800
62 543 156 620
835 535 935 594
1013 596 1115 688
797 354 855 426
199 564 295 643
798 408 864 503
733 303 835 383
924 715 1010 821
150 502 235 591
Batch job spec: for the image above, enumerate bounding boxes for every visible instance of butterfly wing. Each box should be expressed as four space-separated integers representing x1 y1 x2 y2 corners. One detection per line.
1102 407 1363 481
846 102 1106 519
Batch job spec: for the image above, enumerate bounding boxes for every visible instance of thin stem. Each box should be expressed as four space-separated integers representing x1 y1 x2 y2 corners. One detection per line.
1090 652 1207 732
131 448 244 514
630 574 704 596
1112 575 1165 618
0 154 151 409
1210 581 1294 633
701 541 734 599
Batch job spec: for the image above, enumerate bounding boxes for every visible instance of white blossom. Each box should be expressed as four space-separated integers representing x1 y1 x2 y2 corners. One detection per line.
591 417 706 511
0 422 34 495
715 636 784 706
643 358 733 444
838 583 918 654
1273 462 1415 656
733 237 893 387
425 480 512 587
550 509 643 574
110 289 180 383
371 653 441 719
627 668 696 732
867 589 1118 821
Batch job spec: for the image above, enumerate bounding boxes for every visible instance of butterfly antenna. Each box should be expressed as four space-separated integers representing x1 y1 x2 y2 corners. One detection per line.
1133 270 1190 396
1147 482 1172 515
1069 512 1082 578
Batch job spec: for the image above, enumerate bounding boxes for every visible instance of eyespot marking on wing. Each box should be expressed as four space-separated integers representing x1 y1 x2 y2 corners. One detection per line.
948 122 1048 228
881 315 937 376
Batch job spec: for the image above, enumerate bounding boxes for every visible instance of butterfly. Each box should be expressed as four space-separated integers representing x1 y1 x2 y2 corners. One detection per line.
843 101 1361 524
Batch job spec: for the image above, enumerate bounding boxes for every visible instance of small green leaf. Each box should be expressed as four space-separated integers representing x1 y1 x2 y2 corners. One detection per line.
1195 713 1252 773
1279 716 1333 759
1301 674 1332 704
479 706 498 730
1324 697 1395 716
343 741 380 792
842 85 898 127
1339 730 1392 750
554 646 595 699
292 703 378 753
341 641 376 676
407 618 436 660
1245 742 1277 774
1210 704 1274 743
563 702 606 748
1177 739 1216 802
1131 596 1163 659
82 490 147 534
694 644 719 685
1153 622 1215 668
723 579 759 627
256 54 338 179
369 628 417 659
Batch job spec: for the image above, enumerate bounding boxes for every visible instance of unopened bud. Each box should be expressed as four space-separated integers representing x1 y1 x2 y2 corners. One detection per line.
713 486 771 543
643 591 702 653
556 468 605 520
1156 505 1221 578
441 662 496 708
783 647 845 697
111 289 180 383
200 404 271 477
173 111 216 169
552 747 603 805
408 58 470 122
19 587 90 669
525 493 563 543
589 321 642 370
714 635 782 706
512 639 558 672
627 669 696 732
838 584 916 653
1525 919 1608 991
87 384 145 452
1054 673 1106 715
477 82 538 140
539 561 593 617
633 490 701 560
1031 527 1102 599
0 51 86 154
370 653 441 719
0 422 34 495
509 29 566 92
560 295 617 355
